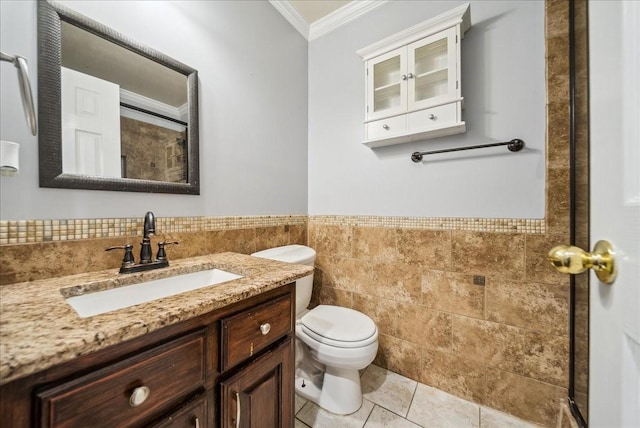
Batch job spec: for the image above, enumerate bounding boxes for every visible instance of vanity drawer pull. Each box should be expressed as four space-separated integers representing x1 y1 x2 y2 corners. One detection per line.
382 124 390 130
260 323 271 335
129 386 150 407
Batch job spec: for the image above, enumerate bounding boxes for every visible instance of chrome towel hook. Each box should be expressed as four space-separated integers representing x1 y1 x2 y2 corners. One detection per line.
1 52 37 136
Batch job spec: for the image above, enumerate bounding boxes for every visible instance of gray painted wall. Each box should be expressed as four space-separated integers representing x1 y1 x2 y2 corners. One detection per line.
308 0 545 218
0 0 308 220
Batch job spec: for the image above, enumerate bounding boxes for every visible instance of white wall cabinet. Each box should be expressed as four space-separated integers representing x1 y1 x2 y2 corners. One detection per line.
358 3 470 148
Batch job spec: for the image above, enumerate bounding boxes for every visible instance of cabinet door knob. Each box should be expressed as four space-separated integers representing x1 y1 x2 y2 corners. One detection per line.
407 72 414 79
401 74 407 81
382 124 390 130
428 114 436 120
260 323 271 335
129 386 150 407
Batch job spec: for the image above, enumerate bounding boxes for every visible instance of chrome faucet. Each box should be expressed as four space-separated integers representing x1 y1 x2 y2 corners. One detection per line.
106 211 178 274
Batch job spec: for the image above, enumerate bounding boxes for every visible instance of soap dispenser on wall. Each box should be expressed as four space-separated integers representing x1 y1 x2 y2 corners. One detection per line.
0 51 37 176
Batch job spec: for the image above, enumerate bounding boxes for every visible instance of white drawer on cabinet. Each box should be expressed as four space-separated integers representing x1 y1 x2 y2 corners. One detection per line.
408 103 458 132
366 115 407 141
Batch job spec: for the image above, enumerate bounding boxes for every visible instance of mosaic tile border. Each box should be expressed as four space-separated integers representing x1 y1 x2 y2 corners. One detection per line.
0 215 307 245
0 214 547 245
309 215 546 234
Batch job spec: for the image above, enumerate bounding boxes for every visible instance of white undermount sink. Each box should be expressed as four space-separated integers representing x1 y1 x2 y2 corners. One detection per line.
65 268 244 318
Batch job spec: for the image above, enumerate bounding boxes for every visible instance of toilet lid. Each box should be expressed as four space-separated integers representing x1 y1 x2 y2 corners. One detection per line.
299 305 377 348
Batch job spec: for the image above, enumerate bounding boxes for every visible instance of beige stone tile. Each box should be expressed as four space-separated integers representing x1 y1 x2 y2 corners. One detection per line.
452 316 524 375
451 231 525 281
361 364 417 417
422 270 484 318
206 228 257 255
546 100 570 169
313 284 353 309
308 224 352 260
322 257 373 295
525 234 570 285
296 398 374 428
545 0 570 39
373 334 422 381
484 367 567 427
396 303 452 352
545 168 571 235
372 262 421 304
406 383 480 428
352 293 398 336
364 406 421 428
255 226 290 252
485 279 569 337
353 227 399 263
396 229 451 270
480 406 540 428
523 331 569 387
289 224 307 245
421 348 485 404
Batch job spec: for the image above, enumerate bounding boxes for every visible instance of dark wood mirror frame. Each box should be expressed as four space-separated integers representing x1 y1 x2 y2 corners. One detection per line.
37 0 200 195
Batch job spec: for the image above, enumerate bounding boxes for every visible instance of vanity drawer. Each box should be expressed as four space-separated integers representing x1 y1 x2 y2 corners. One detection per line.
408 103 458 131
221 294 292 371
36 330 205 428
366 115 407 141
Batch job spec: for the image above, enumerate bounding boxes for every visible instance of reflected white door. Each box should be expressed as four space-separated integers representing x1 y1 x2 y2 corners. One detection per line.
61 67 121 177
589 1 640 426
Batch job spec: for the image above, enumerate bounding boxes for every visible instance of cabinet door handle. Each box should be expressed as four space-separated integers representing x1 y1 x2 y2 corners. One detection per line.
428 114 436 120
401 74 407 81
382 124 390 130
260 323 271 335
235 392 241 428
192 416 200 428
129 386 150 407
407 72 414 79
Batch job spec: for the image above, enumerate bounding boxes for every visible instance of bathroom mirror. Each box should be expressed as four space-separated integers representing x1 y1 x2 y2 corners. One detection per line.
38 0 200 194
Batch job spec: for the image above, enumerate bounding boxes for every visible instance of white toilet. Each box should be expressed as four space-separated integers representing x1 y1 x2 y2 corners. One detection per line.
252 244 378 415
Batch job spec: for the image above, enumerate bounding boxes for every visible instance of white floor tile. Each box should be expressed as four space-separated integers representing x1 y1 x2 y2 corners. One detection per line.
296 418 311 428
406 383 480 428
364 405 423 428
296 394 308 414
296 398 375 428
480 406 539 428
361 364 418 417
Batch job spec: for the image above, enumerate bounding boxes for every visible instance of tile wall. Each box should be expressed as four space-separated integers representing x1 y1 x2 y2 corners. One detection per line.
0 216 307 285
308 1 573 426
0 1 573 426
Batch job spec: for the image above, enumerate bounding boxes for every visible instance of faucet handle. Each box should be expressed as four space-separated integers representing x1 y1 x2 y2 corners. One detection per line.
156 241 179 262
106 244 135 267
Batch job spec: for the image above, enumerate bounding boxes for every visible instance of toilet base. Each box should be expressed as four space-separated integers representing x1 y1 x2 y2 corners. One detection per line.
295 366 363 415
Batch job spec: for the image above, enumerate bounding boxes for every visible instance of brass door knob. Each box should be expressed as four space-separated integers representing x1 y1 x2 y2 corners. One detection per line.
548 240 617 284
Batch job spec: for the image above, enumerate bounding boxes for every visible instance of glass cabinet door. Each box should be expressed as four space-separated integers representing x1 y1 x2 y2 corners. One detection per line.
407 27 457 111
366 48 407 120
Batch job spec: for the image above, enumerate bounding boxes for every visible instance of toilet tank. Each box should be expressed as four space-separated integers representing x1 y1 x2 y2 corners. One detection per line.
251 245 316 315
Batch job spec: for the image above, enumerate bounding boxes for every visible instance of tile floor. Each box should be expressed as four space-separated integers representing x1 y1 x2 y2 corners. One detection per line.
294 364 541 428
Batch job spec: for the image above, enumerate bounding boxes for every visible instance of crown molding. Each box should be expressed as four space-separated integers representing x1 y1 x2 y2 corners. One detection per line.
309 0 388 41
356 2 470 60
269 0 388 41
269 0 309 39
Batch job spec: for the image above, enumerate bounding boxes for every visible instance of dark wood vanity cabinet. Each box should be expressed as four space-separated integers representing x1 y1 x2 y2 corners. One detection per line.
220 339 294 428
1 283 295 428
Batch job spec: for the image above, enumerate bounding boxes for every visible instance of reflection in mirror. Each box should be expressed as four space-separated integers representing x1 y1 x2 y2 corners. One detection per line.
38 0 199 194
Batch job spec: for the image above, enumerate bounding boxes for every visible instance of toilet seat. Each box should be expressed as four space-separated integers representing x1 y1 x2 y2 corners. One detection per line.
298 305 378 348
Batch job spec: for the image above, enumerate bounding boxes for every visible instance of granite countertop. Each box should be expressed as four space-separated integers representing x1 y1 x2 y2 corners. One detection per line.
0 252 313 386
